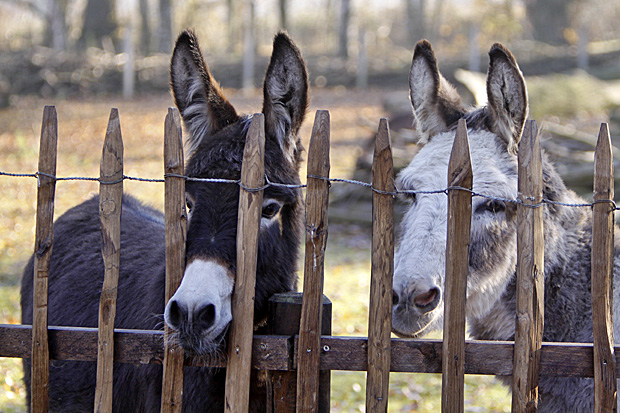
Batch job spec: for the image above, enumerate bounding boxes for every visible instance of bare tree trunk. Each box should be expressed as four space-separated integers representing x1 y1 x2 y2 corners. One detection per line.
325 0 335 47
429 0 445 41
338 0 351 59
48 0 67 51
139 0 151 55
80 0 115 49
227 0 235 52
406 0 426 44
123 23 135 99
242 0 255 93
468 23 480 72
525 0 574 45
279 0 287 31
356 27 368 89
577 25 589 70
158 0 173 53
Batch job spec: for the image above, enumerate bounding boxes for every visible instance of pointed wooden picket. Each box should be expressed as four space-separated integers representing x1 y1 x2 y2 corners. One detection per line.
441 119 472 413
94 109 124 412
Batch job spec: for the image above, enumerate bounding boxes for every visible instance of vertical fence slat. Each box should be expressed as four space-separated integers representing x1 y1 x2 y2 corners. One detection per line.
441 119 472 413
161 107 186 413
512 119 544 412
296 110 331 412
366 118 394 412
225 113 265 413
94 109 124 412
268 293 332 412
592 122 616 412
31 105 58 413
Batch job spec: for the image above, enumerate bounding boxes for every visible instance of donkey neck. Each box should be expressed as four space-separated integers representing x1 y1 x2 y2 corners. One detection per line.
468 191 594 343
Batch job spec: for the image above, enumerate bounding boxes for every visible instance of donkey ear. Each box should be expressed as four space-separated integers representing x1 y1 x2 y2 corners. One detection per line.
486 43 528 154
170 30 239 154
409 40 465 144
262 32 309 164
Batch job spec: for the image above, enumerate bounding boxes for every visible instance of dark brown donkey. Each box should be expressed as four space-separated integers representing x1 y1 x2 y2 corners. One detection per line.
21 30 308 411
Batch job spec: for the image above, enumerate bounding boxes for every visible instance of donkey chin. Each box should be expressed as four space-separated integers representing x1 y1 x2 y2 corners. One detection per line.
392 308 443 338
169 319 230 357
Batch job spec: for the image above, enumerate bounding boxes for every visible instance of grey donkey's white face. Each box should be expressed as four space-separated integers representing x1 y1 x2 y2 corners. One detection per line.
392 40 528 338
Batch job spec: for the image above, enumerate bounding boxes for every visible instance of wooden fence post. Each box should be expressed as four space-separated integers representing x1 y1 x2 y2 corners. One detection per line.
161 107 186 412
441 119 472 413
267 292 332 412
297 110 331 412
366 118 394 412
591 122 617 412
512 119 544 412
225 113 265 412
94 108 124 412
31 105 58 413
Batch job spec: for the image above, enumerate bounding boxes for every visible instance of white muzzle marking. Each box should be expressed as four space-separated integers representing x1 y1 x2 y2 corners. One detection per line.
164 259 234 337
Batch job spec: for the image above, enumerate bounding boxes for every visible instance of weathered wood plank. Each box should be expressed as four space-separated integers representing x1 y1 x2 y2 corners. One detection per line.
297 110 331 412
1 324 289 368
512 120 545 412
31 105 58 413
315 337 603 377
7 324 620 377
591 122 617 412
442 119 472 413
94 108 124 413
268 292 332 412
366 118 394 412
161 107 187 413
225 113 265 413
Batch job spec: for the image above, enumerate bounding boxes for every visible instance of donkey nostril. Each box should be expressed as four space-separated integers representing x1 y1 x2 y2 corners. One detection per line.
414 288 439 309
195 304 217 331
392 290 400 306
167 300 187 329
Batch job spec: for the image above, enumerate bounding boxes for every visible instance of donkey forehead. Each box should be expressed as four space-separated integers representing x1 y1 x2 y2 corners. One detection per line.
184 117 297 184
184 120 250 178
398 129 518 198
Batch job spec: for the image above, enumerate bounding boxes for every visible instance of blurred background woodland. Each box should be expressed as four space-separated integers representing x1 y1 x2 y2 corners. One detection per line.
2 0 620 411
0 0 619 99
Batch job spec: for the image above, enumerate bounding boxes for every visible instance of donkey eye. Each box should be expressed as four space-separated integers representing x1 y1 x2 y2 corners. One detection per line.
397 191 416 204
185 196 193 212
477 199 505 214
262 201 282 219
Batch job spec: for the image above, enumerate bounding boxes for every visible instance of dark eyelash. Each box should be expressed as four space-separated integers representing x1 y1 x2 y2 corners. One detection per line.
262 202 281 219
397 191 416 203
476 200 505 214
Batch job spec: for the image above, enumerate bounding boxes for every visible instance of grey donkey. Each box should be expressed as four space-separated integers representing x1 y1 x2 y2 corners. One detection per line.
391 39 620 411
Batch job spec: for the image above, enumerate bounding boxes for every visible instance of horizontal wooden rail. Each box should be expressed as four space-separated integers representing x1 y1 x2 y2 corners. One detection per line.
313 338 602 377
2 324 616 378
1 324 289 369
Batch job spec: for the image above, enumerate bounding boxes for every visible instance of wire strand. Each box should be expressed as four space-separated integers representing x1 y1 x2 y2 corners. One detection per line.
2 169 617 211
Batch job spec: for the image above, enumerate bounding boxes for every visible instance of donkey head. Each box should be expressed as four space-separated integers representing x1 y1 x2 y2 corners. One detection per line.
392 40 528 338
164 31 307 355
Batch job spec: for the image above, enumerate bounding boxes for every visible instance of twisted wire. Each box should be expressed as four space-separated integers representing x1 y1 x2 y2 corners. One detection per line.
1 170 617 211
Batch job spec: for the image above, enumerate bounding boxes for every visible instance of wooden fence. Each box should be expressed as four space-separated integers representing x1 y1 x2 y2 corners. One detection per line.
0 106 617 412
